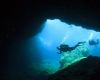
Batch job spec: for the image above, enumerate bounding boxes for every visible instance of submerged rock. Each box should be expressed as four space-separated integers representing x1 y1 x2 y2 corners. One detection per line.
39 42 90 75
59 43 89 69
48 56 100 80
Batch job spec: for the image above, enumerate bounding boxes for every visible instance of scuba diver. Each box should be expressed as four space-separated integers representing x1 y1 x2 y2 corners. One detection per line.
57 41 86 54
89 39 99 46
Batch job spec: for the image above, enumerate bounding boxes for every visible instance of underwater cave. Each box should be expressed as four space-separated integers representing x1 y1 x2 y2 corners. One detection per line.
32 19 100 75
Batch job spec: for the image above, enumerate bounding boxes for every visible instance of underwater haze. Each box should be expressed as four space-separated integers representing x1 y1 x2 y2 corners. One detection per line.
6 19 100 80
31 19 100 75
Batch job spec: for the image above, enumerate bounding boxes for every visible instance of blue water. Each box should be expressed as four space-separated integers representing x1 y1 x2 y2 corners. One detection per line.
35 19 100 61
29 19 100 76
6 19 100 80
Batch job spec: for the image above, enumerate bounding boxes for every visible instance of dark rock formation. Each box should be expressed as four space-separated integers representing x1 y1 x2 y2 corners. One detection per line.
2 1 100 80
48 56 100 80
2 0 100 47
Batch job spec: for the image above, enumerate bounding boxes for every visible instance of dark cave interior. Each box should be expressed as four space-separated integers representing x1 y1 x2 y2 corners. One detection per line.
2 0 100 80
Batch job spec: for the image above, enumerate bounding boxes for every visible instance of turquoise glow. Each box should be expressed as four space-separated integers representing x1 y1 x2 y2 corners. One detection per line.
34 19 100 74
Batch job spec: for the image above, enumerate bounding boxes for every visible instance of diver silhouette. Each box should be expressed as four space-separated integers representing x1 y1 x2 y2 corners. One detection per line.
89 39 99 46
57 42 86 54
